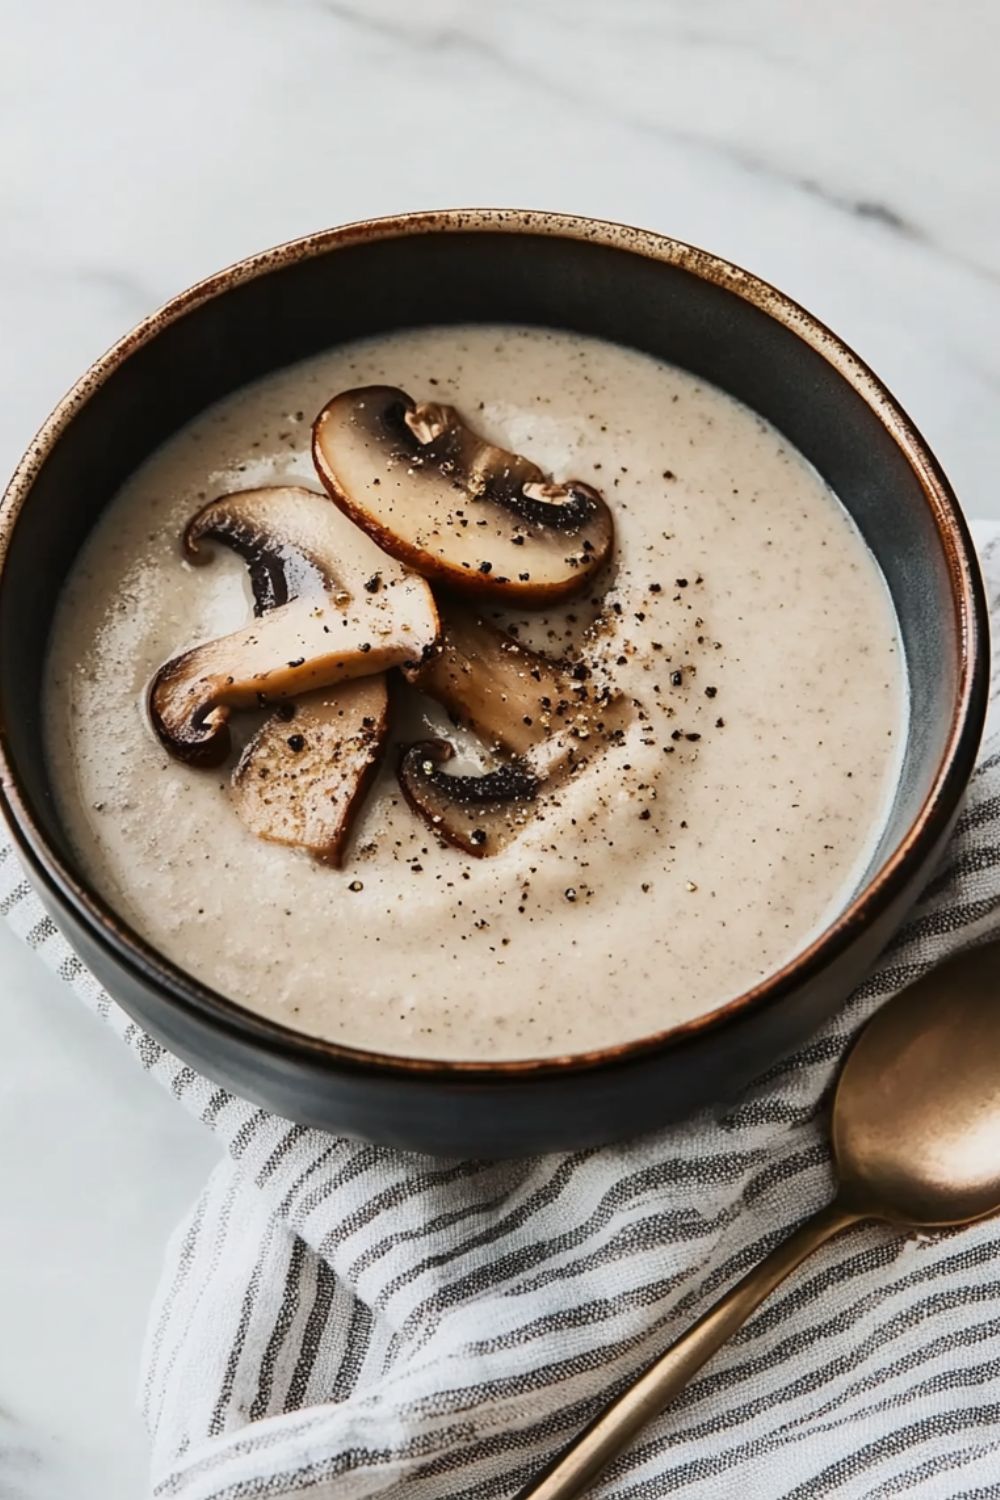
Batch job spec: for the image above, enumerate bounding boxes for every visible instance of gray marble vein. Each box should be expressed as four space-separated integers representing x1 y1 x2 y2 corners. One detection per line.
292 0 999 287
305 0 506 65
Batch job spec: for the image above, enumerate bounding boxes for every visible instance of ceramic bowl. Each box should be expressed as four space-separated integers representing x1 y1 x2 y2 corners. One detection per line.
0 211 988 1154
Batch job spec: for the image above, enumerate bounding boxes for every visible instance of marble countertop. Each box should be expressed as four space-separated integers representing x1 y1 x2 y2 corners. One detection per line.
2 1 998 1493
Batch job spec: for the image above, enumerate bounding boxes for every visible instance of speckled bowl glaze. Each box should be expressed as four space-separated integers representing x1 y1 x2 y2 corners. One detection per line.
0 211 988 1155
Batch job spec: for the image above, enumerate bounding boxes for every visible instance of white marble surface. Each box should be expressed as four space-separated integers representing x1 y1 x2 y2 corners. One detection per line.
1 1 998 1494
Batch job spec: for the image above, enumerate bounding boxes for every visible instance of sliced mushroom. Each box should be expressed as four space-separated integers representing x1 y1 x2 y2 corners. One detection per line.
403 604 623 775
231 677 388 866
150 486 437 766
399 607 633 853
313 387 614 604
398 739 540 858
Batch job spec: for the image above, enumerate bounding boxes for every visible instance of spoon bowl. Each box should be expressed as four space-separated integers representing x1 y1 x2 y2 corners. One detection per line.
834 944 1000 1226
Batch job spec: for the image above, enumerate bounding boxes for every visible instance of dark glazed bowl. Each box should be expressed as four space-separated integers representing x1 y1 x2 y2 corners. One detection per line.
0 211 988 1155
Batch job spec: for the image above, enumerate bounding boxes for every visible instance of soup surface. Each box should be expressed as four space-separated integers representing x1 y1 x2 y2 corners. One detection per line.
45 325 904 1060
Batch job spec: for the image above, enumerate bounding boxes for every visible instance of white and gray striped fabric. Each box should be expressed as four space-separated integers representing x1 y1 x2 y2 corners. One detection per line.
5 532 1000 1500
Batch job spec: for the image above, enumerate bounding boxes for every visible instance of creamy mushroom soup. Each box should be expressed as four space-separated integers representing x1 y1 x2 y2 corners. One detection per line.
45 325 905 1060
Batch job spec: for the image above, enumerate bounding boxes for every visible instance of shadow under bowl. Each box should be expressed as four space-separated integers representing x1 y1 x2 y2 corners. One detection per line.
0 210 988 1155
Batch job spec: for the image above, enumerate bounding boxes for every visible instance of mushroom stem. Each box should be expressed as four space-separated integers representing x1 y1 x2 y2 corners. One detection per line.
403 604 624 766
231 678 389 866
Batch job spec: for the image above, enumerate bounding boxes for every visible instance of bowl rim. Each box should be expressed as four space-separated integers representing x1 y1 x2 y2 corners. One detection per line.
0 207 989 1083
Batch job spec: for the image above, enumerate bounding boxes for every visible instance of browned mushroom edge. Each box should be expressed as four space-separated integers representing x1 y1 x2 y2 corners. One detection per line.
149 486 438 766
312 386 614 605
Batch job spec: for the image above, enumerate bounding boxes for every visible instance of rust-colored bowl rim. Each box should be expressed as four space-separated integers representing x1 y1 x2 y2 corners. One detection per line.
0 208 989 1084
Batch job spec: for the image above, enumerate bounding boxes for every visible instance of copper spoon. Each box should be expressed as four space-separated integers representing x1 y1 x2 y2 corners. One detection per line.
517 942 1000 1499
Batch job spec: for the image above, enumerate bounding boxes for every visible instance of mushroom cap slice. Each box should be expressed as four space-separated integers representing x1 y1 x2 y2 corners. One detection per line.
399 607 635 855
150 486 438 766
231 677 389 866
403 604 622 771
312 387 614 605
183 484 408 615
398 739 540 857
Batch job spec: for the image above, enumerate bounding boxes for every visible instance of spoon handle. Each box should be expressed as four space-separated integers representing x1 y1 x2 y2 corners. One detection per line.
515 1199 860 1500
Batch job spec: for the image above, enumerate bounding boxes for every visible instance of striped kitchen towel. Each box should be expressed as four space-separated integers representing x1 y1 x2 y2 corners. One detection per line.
4 528 1000 1500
